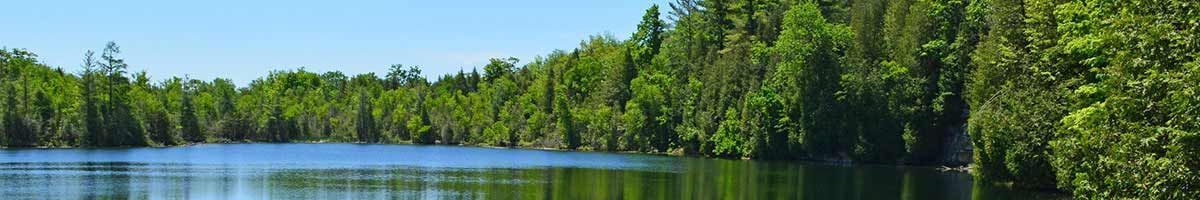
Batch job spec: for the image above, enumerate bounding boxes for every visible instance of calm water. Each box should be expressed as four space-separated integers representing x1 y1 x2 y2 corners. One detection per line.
0 143 1051 199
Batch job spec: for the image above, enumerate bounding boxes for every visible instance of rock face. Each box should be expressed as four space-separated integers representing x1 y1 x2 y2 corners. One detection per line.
942 107 972 166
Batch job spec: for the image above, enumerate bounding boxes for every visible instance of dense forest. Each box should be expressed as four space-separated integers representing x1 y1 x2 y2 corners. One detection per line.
1 0 1196 198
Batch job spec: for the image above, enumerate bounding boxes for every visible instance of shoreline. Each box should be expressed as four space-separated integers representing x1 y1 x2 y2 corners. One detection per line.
2 141 972 172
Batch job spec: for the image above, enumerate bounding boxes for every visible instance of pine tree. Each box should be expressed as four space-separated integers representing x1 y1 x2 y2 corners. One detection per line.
267 105 286 142
33 91 53 141
181 83 203 143
4 88 35 147
616 5 666 109
356 90 376 143
556 95 578 149
81 51 104 146
148 109 175 146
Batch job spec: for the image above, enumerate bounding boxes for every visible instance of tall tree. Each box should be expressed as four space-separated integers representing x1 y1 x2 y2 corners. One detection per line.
98 42 147 146
80 50 104 146
181 81 203 143
409 90 434 144
356 89 376 143
1043 0 1200 198
147 108 175 146
766 0 854 160
33 91 54 145
4 87 35 147
617 5 667 108
1 49 40 147
556 95 578 149
267 105 287 142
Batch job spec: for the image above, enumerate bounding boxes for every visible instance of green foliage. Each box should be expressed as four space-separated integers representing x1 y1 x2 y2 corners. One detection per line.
1039 0 1200 198
147 110 176 146
616 5 667 110
356 90 377 143
409 93 434 144
94 42 148 147
385 64 424 89
1 49 41 147
961 0 1200 197
409 118 433 144
556 95 579 149
81 51 104 146
484 58 518 83
482 121 509 146
623 72 676 152
967 80 1063 188
4 90 35 147
709 108 744 157
742 88 788 159
964 0 1063 189
181 82 203 143
764 0 853 160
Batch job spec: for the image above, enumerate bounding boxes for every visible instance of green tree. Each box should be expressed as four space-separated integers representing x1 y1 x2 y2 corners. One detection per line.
147 109 175 146
4 87 35 147
33 91 54 145
556 95 579 149
709 108 744 157
1042 0 1200 198
356 90 376 143
267 105 288 142
213 78 240 140
765 0 853 160
181 82 203 143
964 0 1062 189
409 91 435 144
483 57 518 83
616 5 666 108
80 50 105 146
742 88 787 159
623 72 676 152
0 49 40 147
98 42 147 146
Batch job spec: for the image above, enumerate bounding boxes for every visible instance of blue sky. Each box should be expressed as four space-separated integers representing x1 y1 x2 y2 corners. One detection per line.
0 0 668 86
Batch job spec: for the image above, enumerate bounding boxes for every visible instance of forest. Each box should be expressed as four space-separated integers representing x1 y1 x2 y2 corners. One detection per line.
1 0 1196 198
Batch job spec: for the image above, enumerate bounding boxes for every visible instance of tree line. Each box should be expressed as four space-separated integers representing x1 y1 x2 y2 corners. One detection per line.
1 0 1196 198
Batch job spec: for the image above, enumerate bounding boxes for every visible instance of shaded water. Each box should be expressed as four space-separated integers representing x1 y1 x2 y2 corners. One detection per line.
0 143 1052 199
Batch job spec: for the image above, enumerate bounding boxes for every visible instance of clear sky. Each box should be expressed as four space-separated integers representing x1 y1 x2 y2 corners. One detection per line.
1 0 668 86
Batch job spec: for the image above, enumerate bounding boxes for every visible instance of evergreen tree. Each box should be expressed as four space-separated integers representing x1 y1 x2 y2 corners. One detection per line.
356 90 376 143
33 91 53 142
147 109 175 146
616 5 666 108
765 0 852 160
267 105 287 142
81 51 104 146
181 83 203 143
98 42 147 146
409 91 434 144
556 95 578 149
4 87 35 147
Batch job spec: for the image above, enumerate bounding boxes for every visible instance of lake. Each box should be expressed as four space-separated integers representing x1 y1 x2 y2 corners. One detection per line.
0 143 1053 199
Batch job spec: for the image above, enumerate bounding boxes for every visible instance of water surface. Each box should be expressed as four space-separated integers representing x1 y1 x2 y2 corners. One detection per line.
0 143 1051 199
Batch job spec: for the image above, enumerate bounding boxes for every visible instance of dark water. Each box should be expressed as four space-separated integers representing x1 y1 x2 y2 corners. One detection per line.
0 143 1052 199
